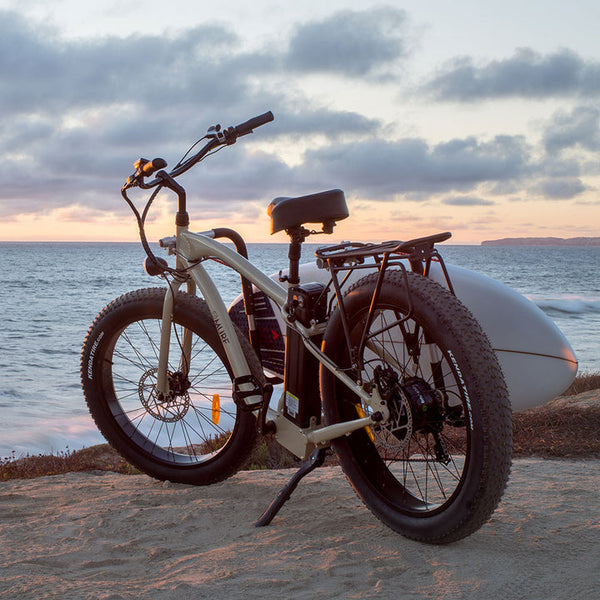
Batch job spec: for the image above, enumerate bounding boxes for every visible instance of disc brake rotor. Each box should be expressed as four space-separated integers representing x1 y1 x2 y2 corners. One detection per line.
372 389 413 452
138 368 190 423
368 366 413 452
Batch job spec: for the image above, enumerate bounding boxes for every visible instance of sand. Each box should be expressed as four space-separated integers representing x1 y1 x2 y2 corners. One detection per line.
1 458 599 599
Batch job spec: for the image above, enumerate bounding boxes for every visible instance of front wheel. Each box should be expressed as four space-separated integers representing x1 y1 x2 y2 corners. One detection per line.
81 287 262 484
320 271 512 543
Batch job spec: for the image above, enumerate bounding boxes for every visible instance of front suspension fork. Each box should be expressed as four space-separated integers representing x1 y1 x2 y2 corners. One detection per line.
155 277 196 398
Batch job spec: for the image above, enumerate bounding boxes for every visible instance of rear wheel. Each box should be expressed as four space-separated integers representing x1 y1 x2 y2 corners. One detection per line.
320 271 512 543
81 287 261 484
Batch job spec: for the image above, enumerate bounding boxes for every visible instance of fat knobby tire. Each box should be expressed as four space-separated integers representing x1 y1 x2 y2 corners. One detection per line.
80 287 261 485
320 271 513 543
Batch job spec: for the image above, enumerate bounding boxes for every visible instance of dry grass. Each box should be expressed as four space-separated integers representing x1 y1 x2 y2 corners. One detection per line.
0 435 304 482
0 445 139 481
512 406 600 458
2 373 599 481
247 435 304 470
560 370 600 396
511 370 600 459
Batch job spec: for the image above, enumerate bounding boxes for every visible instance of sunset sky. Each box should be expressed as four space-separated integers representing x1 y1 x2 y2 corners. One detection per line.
1 0 599 244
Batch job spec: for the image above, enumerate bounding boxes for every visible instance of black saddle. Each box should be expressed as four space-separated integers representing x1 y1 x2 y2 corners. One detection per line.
267 189 349 234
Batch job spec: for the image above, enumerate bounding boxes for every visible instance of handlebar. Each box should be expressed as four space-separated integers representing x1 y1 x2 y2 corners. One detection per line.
120 111 274 280
234 111 274 136
124 111 274 190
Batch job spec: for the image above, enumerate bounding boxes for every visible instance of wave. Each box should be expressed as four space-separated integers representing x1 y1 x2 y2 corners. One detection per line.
528 295 600 315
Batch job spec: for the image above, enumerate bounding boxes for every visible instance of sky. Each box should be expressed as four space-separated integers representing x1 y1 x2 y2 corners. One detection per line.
0 0 599 244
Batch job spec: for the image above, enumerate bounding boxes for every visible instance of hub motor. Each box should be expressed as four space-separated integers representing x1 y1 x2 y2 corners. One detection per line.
401 376 445 432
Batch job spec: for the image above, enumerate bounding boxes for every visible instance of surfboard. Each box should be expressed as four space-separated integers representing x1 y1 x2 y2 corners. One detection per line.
427 262 578 410
229 260 578 411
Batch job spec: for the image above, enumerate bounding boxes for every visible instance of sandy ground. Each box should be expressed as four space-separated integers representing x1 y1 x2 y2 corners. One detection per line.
1 458 599 600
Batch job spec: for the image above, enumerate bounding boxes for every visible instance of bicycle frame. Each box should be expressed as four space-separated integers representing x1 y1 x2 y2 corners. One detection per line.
122 113 453 460
155 225 389 459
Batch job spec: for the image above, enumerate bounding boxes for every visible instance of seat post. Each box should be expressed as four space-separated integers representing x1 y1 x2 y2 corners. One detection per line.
286 226 309 285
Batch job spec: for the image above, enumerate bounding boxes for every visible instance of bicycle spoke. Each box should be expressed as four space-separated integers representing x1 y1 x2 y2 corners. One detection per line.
101 308 246 466
350 304 473 511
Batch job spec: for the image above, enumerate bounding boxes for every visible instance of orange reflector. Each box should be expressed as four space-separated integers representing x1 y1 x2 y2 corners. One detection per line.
355 403 375 442
212 394 221 425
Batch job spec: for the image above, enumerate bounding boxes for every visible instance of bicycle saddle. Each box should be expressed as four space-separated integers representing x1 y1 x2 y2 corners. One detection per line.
268 189 349 234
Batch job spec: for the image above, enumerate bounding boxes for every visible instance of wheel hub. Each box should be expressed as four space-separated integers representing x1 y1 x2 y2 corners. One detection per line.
401 377 444 432
138 368 191 423
168 370 191 396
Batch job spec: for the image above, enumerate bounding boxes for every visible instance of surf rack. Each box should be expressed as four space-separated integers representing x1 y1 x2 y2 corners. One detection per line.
313 232 455 378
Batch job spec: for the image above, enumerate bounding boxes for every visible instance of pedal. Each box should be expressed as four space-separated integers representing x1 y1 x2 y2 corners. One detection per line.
232 374 266 411
232 377 274 436
254 447 327 527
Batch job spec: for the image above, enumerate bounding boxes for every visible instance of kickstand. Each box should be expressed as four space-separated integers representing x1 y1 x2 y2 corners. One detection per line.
254 447 327 527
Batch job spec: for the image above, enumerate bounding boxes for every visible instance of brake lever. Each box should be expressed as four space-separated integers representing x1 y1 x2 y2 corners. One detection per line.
207 123 237 145
206 124 226 142
123 171 139 190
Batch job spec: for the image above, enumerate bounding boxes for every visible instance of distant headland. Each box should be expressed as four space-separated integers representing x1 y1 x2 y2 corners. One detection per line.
481 237 600 247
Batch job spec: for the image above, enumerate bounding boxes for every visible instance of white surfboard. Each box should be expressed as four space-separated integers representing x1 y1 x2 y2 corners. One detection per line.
427 262 578 410
229 261 578 411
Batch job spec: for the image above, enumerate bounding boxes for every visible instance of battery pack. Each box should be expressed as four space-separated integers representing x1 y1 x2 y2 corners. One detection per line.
283 327 322 428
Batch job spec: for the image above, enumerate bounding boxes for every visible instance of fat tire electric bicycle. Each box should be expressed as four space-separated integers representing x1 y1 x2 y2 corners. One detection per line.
81 112 513 543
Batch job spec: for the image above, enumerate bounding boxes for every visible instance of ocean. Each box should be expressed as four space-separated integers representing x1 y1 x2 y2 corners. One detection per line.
1 241 599 458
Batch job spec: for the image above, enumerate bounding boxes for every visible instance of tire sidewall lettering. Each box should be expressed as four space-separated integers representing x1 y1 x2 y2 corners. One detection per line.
86 330 104 380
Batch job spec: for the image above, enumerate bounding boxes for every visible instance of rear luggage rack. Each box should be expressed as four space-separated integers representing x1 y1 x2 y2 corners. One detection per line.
315 233 455 378
315 232 454 294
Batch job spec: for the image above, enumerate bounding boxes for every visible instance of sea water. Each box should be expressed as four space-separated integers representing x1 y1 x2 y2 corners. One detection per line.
1 242 599 457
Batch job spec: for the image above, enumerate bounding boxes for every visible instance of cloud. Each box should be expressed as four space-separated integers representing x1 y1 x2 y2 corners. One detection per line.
535 178 587 199
0 6 596 228
185 148 296 201
538 155 582 179
543 105 600 152
285 7 408 76
0 11 248 116
0 6 396 220
303 134 531 197
272 109 381 138
442 196 494 206
426 48 600 101
0 6 409 121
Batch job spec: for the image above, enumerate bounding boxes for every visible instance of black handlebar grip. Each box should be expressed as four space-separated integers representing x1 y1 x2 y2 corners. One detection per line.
234 111 274 136
142 157 168 177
